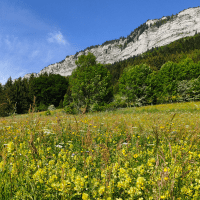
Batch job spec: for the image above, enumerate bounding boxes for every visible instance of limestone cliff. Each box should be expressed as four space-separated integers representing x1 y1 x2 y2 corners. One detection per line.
12 6 200 83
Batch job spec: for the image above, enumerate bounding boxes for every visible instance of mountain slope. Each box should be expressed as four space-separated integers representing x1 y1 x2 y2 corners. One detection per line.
12 6 200 83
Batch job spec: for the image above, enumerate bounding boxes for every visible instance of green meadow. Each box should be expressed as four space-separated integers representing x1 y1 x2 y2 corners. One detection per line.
0 101 200 199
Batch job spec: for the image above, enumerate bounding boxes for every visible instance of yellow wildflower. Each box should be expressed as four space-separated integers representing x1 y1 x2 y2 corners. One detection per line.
98 186 105 196
136 176 146 189
164 168 168 172
7 141 14 153
133 154 138 158
164 177 168 181
82 193 89 200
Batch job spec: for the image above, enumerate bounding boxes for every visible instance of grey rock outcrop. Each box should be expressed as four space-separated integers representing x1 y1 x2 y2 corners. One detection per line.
11 6 200 84
48 105 56 111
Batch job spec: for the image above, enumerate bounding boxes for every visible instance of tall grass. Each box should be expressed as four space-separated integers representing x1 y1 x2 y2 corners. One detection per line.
0 99 200 199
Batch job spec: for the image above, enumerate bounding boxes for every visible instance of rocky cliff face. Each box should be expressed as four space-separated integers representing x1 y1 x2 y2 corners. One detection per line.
12 6 200 83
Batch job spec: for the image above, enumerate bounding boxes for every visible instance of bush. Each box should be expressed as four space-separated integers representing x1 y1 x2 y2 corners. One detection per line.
63 93 71 107
112 94 128 108
57 99 63 109
36 102 48 112
64 102 80 114
118 64 152 106
45 110 51 116
103 102 116 111
90 102 104 112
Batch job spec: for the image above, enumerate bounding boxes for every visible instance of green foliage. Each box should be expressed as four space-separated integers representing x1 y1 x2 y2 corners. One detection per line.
177 57 200 80
90 102 102 112
69 52 113 113
156 61 179 100
0 84 9 117
28 73 68 108
75 52 97 68
176 79 195 102
118 64 152 106
10 77 31 114
57 99 63 109
3 31 200 117
106 33 200 91
112 94 128 108
154 58 200 103
36 102 48 112
64 102 79 114
45 110 51 116
63 91 72 107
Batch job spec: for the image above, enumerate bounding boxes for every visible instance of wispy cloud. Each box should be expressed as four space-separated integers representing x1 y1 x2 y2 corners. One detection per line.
0 1 50 32
0 1 74 86
47 31 68 45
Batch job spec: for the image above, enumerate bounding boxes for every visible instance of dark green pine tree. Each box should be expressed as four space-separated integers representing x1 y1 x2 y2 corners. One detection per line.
28 73 38 109
11 77 31 114
0 83 8 117
2 77 16 116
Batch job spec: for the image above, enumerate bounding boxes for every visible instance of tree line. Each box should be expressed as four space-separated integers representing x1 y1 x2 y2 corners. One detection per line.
1 32 200 117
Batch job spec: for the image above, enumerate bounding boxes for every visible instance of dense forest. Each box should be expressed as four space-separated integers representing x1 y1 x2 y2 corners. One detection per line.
1 32 200 117
105 32 200 93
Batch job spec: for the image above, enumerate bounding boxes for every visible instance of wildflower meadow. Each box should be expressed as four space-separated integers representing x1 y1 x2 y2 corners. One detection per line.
0 100 200 199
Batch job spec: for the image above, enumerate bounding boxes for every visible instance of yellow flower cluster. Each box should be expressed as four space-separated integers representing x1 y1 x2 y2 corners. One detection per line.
0 101 200 199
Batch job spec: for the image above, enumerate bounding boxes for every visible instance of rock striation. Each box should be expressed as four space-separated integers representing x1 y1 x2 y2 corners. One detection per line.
12 6 200 84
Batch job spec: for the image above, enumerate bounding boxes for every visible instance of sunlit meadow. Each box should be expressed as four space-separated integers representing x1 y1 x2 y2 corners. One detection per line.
0 100 200 199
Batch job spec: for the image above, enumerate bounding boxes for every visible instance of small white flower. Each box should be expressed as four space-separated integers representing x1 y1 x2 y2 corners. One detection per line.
55 145 63 148
147 144 154 146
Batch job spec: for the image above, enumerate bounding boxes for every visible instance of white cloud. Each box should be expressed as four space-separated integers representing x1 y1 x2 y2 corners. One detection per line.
0 2 74 86
47 31 68 45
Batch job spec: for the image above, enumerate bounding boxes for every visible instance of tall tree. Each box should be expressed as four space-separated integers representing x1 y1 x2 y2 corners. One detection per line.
69 52 113 112
2 77 16 116
28 73 69 109
75 52 97 68
118 64 152 106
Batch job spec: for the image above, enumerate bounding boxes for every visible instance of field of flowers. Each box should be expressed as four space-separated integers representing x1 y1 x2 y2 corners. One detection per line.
0 101 200 199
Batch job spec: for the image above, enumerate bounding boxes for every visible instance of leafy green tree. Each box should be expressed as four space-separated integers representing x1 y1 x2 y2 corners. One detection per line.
69 52 113 113
28 72 69 109
177 57 200 80
145 71 160 105
118 64 152 106
176 79 196 102
28 73 37 107
63 85 72 107
75 52 96 68
157 61 179 97
11 77 30 114
1 77 17 116
0 83 8 117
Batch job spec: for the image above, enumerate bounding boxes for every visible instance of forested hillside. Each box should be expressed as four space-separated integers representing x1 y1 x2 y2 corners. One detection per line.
105 32 200 92
1 32 200 117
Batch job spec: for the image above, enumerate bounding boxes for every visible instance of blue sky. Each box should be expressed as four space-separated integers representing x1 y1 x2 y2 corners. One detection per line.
0 0 199 86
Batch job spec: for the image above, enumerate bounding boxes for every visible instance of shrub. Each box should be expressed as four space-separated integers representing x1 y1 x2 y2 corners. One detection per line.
45 110 51 116
63 93 71 107
36 102 48 112
64 102 80 114
118 64 152 106
57 99 63 109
